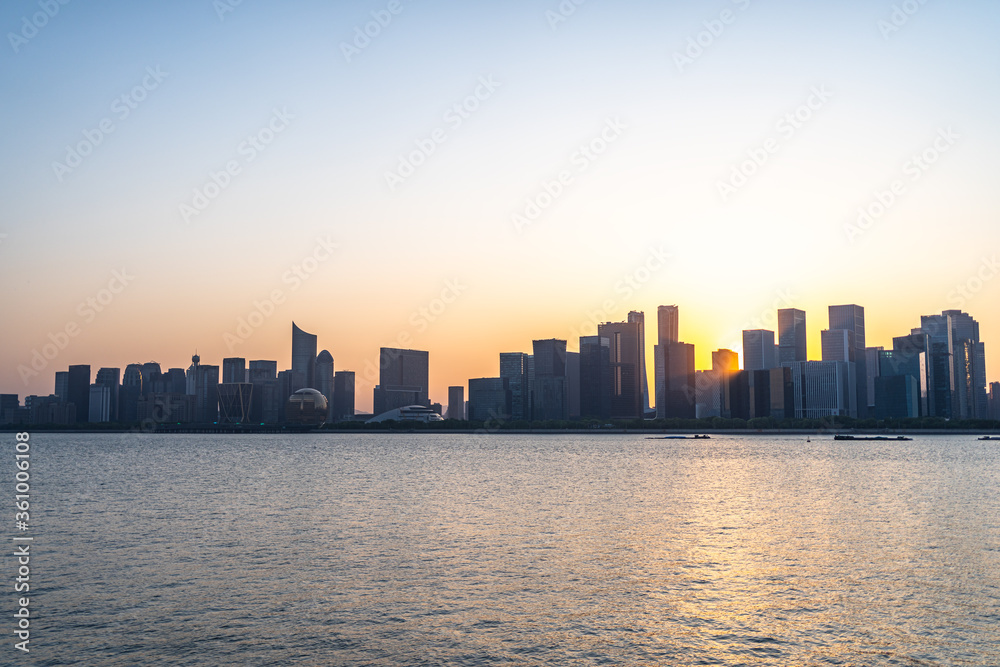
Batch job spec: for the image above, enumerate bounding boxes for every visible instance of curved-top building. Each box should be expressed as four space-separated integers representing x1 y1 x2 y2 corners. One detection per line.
291 322 318 389
285 388 328 426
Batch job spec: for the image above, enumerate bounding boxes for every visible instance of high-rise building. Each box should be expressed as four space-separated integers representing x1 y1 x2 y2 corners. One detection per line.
656 341 696 419
566 351 580 419
990 382 1000 421
373 348 429 415
446 386 465 420
194 365 220 423
291 322 318 389
742 330 776 371
500 352 531 421
627 311 651 413
942 310 988 419
598 321 642 419
222 358 247 384
95 367 120 422
247 360 279 424
712 349 740 418
865 347 883 410
139 362 162 398
657 305 679 345
121 363 143 423
828 304 868 418
333 371 356 422
315 350 335 420
532 339 567 421
778 308 807 363
784 360 856 419
67 364 91 423
821 329 856 362
88 384 112 422
54 371 70 401
579 336 612 420
468 377 511 421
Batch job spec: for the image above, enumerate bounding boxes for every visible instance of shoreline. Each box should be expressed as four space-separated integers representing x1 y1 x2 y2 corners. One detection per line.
3 428 999 436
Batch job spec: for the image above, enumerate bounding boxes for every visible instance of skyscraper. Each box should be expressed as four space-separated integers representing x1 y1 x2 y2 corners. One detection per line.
532 339 567 421
828 304 868 418
222 358 247 384
468 377 511 421
67 364 91 423
742 330 776 371
598 321 642 419
656 342 696 419
333 371 356 422
447 386 465 420
657 305 679 346
778 308 807 363
627 310 650 413
95 367 120 422
315 350 335 420
139 362 162 398
121 363 143 422
579 336 612 420
373 348 429 415
821 329 856 362
500 352 530 421
194 364 220 423
54 371 70 402
291 322 318 389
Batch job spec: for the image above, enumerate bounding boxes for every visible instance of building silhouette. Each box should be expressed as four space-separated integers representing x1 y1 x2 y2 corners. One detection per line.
446 386 465 420
500 352 531 421
315 350 334 420
333 371 355 422
598 321 642 419
532 339 567 421
291 322 318 389
373 347 429 415
67 364 91 423
222 358 247 384
579 336 611 419
742 330 776 372
628 310 651 413
829 304 868 418
468 377 511 421
778 308 807 363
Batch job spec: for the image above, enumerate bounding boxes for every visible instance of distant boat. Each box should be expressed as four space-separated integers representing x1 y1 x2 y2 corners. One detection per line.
978 436 1000 441
646 435 711 440
834 435 912 441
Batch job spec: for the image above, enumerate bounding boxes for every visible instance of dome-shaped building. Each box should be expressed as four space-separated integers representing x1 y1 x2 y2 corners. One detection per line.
285 388 328 426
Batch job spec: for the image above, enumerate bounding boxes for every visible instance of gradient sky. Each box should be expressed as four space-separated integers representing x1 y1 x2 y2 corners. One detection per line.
2 0 999 412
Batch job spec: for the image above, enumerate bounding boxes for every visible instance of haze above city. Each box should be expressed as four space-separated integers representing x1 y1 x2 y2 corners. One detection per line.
2 0 999 412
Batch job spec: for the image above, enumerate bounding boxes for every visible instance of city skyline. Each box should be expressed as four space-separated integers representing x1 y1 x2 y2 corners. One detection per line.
2 1 999 414
4 299 995 420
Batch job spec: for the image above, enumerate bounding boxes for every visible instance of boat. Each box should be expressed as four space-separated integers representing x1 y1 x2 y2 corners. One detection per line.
834 435 912 441
979 436 1000 441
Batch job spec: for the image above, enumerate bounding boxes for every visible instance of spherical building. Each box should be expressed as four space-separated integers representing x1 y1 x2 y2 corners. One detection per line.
285 388 328 426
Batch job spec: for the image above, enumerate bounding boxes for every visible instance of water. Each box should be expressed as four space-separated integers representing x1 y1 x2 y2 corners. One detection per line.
19 433 1000 665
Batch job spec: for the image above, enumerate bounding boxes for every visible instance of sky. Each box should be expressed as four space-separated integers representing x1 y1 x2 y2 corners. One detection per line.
1 0 999 413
